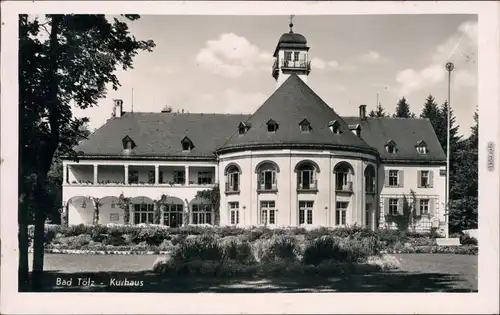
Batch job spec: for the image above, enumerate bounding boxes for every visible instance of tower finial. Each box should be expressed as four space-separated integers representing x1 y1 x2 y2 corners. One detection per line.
289 15 294 33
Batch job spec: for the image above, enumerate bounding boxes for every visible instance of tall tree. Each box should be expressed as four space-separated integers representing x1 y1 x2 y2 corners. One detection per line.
368 102 389 117
19 14 155 291
449 108 478 232
393 97 416 118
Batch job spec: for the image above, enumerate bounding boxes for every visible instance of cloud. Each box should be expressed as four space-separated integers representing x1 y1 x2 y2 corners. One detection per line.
396 20 477 95
359 51 381 63
184 89 267 114
311 57 356 72
195 33 273 78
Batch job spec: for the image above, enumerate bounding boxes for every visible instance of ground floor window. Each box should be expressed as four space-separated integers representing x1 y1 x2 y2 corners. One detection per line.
389 198 399 215
163 204 183 227
335 201 348 226
299 201 313 225
134 203 154 224
229 202 239 225
260 201 276 225
419 199 430 215
192 203 212 224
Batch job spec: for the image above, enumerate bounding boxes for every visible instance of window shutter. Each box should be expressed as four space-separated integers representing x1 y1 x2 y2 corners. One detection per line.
398 198 404 214
398 170 404 187
384 198 389 215
272 171 276 185
260 172 264 189
430 198 435 216
298 172 302 188
415 198 421 215
429 171 434 188
384 170 389 187
417 171 422 188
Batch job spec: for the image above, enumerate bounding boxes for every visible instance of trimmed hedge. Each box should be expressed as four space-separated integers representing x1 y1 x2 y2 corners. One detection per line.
31 224 477 255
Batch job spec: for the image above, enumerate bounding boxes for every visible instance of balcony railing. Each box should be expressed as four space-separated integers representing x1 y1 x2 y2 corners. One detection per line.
225 182 240 194
297 179 318 192
335 181 353 193
257 183 278 193
67 179 215 187
272 59 312 77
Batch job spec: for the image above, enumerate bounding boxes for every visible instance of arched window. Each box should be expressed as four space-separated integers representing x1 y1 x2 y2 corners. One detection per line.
295 160 320 191
224 163 241 193
256 161 279 192
334 162 355 192
364 165 376 194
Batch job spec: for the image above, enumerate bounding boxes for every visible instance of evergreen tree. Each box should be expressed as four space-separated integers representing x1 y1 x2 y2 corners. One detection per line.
439 101 463 154
368 102 388 117
393 97 416 118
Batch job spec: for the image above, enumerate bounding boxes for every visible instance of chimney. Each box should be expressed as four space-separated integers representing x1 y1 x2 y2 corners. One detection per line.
359 104 367 121
161 105 173 113
112 99 124 118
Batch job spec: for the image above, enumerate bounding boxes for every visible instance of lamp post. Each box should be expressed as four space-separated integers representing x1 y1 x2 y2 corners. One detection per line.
444 61 454 239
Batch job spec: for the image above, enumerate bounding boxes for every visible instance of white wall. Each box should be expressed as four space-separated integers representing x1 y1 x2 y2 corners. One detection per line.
218 149 379 228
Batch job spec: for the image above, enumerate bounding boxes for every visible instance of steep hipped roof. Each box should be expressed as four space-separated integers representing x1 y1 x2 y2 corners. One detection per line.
74 112 250 159
217 75 376 154
342 116 446 162
273 31 309 57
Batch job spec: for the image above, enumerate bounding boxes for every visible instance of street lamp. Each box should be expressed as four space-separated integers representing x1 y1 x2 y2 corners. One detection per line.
444 61 454 239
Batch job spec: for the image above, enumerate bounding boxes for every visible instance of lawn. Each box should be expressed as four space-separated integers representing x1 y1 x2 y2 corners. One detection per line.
28 253 478 292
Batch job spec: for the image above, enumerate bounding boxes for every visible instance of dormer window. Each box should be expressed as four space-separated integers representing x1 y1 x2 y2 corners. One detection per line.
416 140 428 154
385 140 397 154
267 119 278 133
238 122 249 135
299 118 311 133
181 136 194 152
328 120 342 134
122 135 136 151
349 124 361 138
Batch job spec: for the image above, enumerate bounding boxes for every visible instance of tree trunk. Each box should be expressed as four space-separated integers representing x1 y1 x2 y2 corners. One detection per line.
31 205 46 291
18 198 30 291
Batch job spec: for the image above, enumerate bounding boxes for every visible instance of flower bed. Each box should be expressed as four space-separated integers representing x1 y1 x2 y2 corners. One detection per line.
30 224 477 255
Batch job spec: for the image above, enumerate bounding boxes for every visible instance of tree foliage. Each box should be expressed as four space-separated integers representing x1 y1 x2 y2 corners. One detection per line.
19 14 155 290
393 97 416 118
368 102 389 117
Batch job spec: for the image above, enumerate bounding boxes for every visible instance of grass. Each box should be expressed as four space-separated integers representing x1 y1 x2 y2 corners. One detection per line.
26 253 477 292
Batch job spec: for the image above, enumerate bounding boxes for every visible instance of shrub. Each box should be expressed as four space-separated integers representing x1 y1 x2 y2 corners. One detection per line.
302 235 375 265
172 235 223 262
460 234 478 245
260 235 299 263
221 238 256 264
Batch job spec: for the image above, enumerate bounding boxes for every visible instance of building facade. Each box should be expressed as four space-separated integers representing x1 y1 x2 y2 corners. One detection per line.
62 23 447 233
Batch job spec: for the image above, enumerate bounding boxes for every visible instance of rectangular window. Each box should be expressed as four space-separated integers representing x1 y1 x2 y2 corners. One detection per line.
388 170 399 186
133 203 154 224
389 198 399 215
260 201 276 225
229 202 239 225
335 202 348 226
336 172 350 191
284 51 292 61
293 51 300 61
148 171 155 184
197 171 213 185
129 170 139 184
420 199 430 215
228 172 239 192
299 201 314 225
365 175 375 193
192 204 212 225
298 170 314 190
420 171 429 187
173 171 185 184
260 170 276 190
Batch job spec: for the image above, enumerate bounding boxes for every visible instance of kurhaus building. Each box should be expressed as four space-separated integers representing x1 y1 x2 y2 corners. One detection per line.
62 23 447 233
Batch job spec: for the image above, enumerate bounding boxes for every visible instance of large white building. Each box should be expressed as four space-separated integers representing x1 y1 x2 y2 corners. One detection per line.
62 23 447 232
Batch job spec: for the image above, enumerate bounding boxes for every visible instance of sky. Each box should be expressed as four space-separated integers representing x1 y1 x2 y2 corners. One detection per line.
72 14 478 137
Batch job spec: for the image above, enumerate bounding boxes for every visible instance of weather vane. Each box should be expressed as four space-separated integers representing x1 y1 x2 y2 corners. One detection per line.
289 15 294 32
